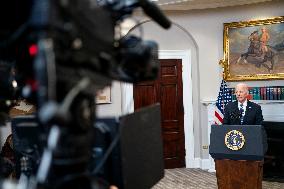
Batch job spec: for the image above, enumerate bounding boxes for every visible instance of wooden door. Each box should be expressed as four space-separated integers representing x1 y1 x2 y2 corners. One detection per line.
133 59 185 168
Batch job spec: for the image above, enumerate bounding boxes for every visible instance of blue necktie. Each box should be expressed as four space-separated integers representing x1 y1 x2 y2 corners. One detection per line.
240 103 244 124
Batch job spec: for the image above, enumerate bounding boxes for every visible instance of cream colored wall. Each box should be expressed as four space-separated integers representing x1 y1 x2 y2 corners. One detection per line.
134 1 284 160
137 1 284 97
96 81 122 117
136 1 284 159
96 1 284 161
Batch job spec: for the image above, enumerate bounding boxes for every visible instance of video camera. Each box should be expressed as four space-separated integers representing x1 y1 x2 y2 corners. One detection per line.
0 0 170 100
0 0 171 188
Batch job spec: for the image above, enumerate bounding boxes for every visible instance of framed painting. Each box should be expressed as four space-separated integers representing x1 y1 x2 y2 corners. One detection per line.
220 16 284 81
96 86 111 104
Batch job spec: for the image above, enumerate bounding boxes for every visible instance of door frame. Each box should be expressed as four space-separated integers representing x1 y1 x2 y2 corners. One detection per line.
121 50 194 168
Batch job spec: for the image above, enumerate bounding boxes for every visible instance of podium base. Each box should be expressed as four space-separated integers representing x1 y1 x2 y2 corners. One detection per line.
215 159 263 189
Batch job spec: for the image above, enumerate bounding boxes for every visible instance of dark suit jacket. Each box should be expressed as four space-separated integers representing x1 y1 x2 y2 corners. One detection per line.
223 100 263 125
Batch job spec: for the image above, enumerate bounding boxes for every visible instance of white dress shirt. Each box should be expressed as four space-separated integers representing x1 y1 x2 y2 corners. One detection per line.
238 100 247 117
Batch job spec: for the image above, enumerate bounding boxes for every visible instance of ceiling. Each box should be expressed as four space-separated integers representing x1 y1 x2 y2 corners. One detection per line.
155 0 276 10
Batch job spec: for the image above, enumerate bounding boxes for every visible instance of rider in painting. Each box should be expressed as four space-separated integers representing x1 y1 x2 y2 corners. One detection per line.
237 27 277 72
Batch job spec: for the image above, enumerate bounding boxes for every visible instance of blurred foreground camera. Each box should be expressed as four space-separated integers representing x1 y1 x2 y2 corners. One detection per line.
0 0 171 189
116 35 159 82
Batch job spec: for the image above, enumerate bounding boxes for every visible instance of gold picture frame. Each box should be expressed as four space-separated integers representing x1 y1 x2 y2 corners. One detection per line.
220 16 284 81
96 86 111 104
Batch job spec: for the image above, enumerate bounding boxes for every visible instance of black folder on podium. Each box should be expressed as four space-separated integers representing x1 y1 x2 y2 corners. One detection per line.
209 125 268 161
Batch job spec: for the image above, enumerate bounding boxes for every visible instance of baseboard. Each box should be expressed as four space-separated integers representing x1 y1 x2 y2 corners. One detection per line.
201 159 210 170
208 168 216 173
185 156 195 168
193 158 201 168
208 156 216 172
186 158 213 170
189 158 203 169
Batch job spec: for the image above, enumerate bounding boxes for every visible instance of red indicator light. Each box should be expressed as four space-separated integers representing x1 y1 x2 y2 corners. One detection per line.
29 44 38 56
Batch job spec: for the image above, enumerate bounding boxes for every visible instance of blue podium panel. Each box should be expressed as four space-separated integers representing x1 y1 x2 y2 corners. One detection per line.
209 125 267 161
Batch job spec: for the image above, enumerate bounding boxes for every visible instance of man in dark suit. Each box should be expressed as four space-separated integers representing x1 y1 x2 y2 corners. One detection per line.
223 83 263 125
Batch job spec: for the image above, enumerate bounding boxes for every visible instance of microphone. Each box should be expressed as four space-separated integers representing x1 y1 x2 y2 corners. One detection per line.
139 0 172 29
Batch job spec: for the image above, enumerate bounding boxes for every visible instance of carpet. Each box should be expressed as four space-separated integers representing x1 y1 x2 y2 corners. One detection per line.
152 168 284 189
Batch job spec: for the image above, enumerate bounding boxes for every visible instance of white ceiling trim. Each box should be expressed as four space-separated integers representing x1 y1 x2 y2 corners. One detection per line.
157 0 275 10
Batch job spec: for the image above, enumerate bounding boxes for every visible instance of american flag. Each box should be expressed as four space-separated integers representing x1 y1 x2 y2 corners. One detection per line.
214 80 232 125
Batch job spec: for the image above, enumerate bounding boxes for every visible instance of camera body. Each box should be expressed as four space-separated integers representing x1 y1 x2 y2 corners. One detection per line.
0 0 171 188
0 0 162 125
0 0 161 101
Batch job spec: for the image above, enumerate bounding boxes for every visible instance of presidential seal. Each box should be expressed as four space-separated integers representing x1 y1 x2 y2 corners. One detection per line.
225 130 245 151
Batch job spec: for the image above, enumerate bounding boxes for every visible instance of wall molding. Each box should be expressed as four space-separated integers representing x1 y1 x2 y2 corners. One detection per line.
121 50 194 168
193 158 201 168
192 158 211 170
159 50 194 168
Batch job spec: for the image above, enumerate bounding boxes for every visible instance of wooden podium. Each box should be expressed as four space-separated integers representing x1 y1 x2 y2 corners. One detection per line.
215 159 263 189
209 125 267 189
